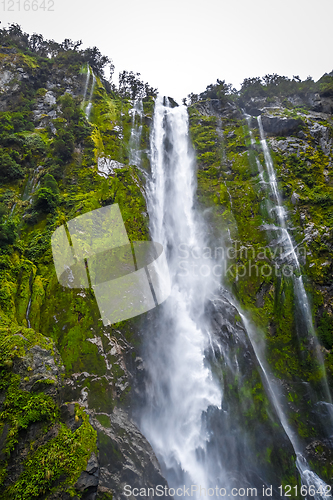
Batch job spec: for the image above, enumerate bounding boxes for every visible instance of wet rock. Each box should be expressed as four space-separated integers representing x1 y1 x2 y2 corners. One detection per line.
260 115 303 136
97 157 125 178
75 451 99 498
0 47 17 54
305 439 333 465
206 288 248 348
195 99 240 119
308 93 322 111
0 70 15 92
92 407 169 500
33 90 57 123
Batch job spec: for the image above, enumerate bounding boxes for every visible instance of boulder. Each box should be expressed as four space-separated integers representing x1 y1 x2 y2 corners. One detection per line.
260 115 303 136
92 408 169 500
291 192 300 205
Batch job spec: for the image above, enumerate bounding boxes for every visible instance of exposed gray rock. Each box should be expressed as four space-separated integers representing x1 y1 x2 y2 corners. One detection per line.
33 90 57 123
92 408 169 500
75 451 99 497
291 192 300 205
260 115 303 136
0 70 15 92
195 100 241 119
269 137 307 155
12 342 63 396
97 157 125 177
244 96 281 116
309 122 332 155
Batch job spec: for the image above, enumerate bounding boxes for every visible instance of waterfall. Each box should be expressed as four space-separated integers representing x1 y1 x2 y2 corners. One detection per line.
22 166 41 203
244 113 265 183
26 296 32 329
140 96 224 495
9 203 16 217
129 99 144 167
85 72 96 120
238 312 331 499
82 63 91 106
257 116 332 406
137 98 332 498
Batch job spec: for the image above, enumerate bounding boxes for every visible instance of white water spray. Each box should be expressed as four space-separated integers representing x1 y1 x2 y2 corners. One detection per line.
82 64 91 106
85 72 96 120
129 100 144 167
236 309 331 499
141 96 223 495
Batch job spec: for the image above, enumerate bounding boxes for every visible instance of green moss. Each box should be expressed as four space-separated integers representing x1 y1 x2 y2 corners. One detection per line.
95 413 111 428
5 405 97 499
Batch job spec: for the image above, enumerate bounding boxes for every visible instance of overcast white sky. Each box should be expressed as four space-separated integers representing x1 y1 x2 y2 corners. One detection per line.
2 0 333 103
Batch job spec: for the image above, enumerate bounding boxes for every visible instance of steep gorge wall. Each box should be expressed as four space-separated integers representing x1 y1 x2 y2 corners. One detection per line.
188 90 333 485
0 42 166 499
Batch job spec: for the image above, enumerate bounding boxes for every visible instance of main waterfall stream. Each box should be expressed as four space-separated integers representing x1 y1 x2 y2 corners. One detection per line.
140 95 224 493
136 97 331 499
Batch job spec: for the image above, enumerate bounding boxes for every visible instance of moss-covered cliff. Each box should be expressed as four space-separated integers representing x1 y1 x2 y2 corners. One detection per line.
187 80 333 488
0 24 166 500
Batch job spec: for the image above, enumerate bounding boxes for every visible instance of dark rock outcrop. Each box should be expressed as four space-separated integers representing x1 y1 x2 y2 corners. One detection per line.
260 115 303 137
92 408 169 500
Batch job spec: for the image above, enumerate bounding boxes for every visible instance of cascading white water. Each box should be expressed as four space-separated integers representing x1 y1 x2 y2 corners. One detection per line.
140 96 224 495
82 64 91 106
129 99 144 167
137 98 332 497
244 113 265 183
257 116 332 405
22 167 41 203
85 72 96 120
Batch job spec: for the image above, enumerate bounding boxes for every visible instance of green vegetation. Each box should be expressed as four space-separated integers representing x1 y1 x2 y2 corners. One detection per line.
188 78 333 484
1 19 333 497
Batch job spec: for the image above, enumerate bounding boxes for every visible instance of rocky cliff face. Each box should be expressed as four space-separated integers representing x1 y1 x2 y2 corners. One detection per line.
0 28 165 500
187 81 333 485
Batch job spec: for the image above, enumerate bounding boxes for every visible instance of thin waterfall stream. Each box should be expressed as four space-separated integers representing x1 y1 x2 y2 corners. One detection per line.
256 115 332 406
85 72 96 120
129 99 144 167
135 97 333 499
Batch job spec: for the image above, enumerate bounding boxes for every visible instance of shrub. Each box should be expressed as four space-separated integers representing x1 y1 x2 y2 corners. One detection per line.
42 173 59 194
24 134 47 157
34 187 60 212
52 130 74 162
0 151 24 182
0 220 17 246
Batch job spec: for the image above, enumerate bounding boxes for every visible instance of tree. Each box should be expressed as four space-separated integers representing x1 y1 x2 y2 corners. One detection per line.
118 71 157 100
34 187 59 212
83 46 111 77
